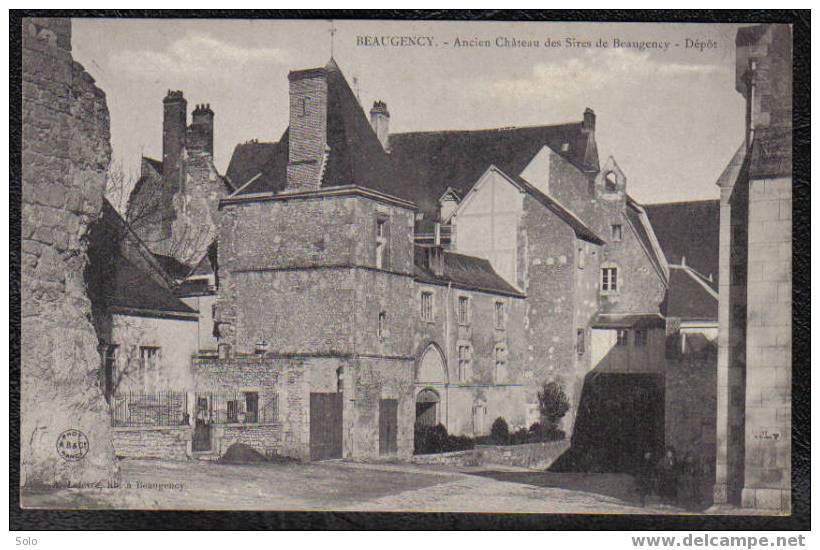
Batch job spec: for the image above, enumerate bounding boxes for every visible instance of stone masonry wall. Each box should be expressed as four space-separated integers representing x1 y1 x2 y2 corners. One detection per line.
519 193 584 432
112 427 190 461
742 177 791 511
21 17 115 487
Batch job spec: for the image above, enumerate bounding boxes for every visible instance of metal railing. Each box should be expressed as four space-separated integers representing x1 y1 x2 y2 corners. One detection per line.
111 390 188 427
194 390 278 425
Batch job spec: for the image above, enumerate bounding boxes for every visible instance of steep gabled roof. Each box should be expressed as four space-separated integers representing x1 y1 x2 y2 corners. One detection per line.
152 253 193 281
225 60 600 228
227 59 397 197
414 248 525 298
625 197 669 284
110 254 197 316
666 264 718 321
644 199 720 285
388 122 598 223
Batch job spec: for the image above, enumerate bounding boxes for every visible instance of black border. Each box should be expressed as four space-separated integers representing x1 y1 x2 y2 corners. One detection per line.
9 9 810 531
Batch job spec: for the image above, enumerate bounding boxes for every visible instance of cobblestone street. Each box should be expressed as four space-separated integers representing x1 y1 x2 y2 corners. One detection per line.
22 458 690 514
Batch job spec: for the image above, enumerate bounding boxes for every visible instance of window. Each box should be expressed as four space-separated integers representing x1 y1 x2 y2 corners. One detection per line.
139 346 160 369
494 301 506 329
244 392 259 424
375 216 389 269
577 242 586 269
457 296 471 325
634 329 647 347
616 329 629 347
611 224 623 242
494 345 507 383
605 171 618 192
378 311 387 340
298 97 308 117
336 366 344 393
458 345 472 382
601 266 619 293
226 399 239 423
576 329 585 355
420 291 434 322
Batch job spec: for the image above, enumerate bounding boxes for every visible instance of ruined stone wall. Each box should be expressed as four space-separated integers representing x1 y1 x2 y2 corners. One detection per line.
21 17 115 487
112 426 190 461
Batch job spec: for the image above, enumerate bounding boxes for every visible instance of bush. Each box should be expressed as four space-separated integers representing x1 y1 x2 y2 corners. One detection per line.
537 381 570 431
489 417 510 445
414 423 475 455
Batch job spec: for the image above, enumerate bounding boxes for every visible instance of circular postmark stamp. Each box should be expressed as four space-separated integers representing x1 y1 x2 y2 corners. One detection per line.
56 429 89 461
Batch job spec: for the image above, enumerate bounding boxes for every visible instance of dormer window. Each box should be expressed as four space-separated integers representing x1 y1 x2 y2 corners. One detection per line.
604 172 618 193
561 143 570 152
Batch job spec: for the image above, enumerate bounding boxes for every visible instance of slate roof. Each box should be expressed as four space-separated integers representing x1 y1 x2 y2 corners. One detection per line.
225 59 600 233
414 247 524 298
111 255 197 316
644 199 720 285
590 313 666 329
227 59 397 197
388 122 598 226
153 253 193 281
665 265 718 321
624 197 669 284
89 199 198 318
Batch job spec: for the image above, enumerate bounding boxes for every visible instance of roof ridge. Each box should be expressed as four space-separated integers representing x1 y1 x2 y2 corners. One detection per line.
389 121 582 138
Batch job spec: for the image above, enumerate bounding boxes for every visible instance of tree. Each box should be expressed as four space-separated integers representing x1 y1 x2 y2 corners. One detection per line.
537 381 570 431
490 417 509 445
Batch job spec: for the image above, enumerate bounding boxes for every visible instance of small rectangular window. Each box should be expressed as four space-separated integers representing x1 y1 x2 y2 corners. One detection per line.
378 311 387 340
457 296 470 325
420 291 434 322
611 224 623 242
458 345 472 382
494 301 506 329
494 345 507 383
577 243 586 269
634 329 647 347
616 329 629 347
601 267 618 293
375 216 389 270
576 329 585 355
139 346 160 369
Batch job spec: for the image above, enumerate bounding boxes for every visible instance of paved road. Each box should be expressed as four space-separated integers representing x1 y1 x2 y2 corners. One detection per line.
22 458 686 514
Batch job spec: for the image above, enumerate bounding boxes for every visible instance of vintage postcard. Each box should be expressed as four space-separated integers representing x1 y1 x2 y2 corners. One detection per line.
18 16 795 517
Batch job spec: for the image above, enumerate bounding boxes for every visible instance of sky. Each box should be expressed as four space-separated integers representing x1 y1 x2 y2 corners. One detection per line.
72 19 748 204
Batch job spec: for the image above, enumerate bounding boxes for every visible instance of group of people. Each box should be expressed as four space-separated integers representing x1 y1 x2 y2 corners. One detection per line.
635 447 707 508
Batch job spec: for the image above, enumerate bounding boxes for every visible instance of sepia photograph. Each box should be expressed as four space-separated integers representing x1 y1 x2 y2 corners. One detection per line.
12 12 806 528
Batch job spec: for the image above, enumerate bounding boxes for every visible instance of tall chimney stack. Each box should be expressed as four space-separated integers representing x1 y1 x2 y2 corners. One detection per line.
370 100 390 152
286 66 330 192
163 90 187 188
189 103 215 158
582 107 596 134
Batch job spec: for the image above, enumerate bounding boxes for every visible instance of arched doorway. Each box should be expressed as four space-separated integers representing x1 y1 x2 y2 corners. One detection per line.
416 388 440 427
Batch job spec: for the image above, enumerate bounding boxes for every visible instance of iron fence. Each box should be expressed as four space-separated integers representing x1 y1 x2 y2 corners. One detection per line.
111 390 188 427
194 390 278 425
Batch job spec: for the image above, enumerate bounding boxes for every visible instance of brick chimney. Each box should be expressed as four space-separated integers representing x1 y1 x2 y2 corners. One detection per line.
286 66 329 192
189 103 214 158
370 100 390 152
581 107 596 134
163 90 187 188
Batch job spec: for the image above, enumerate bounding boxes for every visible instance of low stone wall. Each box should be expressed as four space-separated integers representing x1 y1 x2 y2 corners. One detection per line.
474 440 569 469
412 440 569 469
219 424 283 457
112 426 191 461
